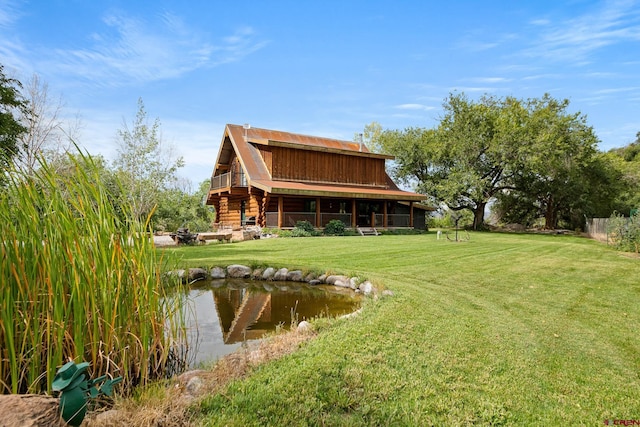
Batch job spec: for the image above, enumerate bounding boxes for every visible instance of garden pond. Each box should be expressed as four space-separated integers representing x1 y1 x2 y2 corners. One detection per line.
183 279 363 366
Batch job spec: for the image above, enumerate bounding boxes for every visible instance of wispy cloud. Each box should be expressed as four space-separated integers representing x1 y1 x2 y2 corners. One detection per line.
45 10 268 87
0 0 21 28
394 103 436 111
463 77 512 84
0 0 30 74
457 30 518 52
524 0 640 63
448 86 496 93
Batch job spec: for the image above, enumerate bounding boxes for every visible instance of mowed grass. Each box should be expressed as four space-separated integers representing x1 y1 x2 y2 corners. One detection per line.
163 232 640 425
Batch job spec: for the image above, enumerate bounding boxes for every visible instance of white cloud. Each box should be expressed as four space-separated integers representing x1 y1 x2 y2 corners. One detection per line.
464 77 512 84
448 86 495 93
394 103 436 111
524 0 640 63
46 11 268 87
530 18 551 26
0 0 21 28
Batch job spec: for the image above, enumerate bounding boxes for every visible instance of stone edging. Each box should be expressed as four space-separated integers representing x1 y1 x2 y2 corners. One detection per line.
168 264 395 297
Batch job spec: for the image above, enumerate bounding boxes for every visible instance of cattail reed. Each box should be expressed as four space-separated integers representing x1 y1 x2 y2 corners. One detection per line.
0 152 186 394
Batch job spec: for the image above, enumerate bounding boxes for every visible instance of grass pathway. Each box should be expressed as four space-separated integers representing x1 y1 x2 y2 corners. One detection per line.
165 232 639 425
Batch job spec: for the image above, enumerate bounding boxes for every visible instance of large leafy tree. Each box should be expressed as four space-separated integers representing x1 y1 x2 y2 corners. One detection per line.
435 93 530 229
0 64 28 182
502 95 603 229
378 126 445 208
379 93 527 229
113 98 184 221
378 92 609 230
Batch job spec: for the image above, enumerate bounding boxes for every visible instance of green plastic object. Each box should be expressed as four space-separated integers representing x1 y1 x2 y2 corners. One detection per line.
52 361 123 426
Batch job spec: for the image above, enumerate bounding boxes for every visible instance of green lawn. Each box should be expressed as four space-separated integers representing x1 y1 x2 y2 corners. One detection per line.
163 232 640 426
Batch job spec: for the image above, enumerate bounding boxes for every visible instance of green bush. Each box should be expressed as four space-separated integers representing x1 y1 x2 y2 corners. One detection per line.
607 211 640 252
295 220 315 234
324 219 346 236
291 227 312 238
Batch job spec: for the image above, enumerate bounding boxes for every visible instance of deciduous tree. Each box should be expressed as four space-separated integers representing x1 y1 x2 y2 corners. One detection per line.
605 132 640 214
0 64 27 182
15 74 79 173
503 95 602 229
113 98 184 221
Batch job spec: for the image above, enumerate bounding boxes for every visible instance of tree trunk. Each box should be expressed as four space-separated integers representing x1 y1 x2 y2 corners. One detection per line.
472 202 486 230
544 196 557 229
0 394 63 427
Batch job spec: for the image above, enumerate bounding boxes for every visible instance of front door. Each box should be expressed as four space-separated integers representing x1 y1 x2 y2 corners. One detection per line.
357 202 381 227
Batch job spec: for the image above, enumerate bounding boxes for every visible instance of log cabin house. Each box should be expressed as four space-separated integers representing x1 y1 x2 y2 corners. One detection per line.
206 124 429 230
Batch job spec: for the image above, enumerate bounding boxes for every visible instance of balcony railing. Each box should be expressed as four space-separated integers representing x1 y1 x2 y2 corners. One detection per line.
210 172 231 191
210 171 247 191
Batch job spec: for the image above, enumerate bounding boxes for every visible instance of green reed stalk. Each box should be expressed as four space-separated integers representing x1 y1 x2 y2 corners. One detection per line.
0 152 185 394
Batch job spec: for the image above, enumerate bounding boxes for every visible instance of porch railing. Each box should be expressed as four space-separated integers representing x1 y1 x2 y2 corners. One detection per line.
265 212 352 228
264 212 410 228
387 214 410 227
320 213 351 226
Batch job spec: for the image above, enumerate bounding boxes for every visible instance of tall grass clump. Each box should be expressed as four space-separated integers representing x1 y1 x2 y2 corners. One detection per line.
0 153 186 395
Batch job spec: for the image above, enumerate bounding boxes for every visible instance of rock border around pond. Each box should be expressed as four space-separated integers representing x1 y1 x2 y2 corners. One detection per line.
166 264 386 297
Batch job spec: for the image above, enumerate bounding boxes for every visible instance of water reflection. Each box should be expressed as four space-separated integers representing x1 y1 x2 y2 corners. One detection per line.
184 279 362 366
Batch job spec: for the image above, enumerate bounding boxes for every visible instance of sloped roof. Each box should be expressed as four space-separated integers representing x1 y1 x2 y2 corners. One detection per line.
212 124 425 201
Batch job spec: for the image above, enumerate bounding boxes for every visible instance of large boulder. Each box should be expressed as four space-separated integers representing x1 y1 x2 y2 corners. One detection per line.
326 275 350 288
0 394 63 426
286 270 304 282
325 275 347 285
251 268 264 280
188 268 208 282
274 268 289 281
359 281 374 295
210 266 226 279
226 264 252 278
262 267 276 280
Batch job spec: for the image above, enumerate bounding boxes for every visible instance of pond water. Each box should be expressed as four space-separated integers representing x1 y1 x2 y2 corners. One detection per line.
183 279 363 366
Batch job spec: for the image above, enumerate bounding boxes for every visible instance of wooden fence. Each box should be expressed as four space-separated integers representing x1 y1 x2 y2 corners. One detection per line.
585 218 609 243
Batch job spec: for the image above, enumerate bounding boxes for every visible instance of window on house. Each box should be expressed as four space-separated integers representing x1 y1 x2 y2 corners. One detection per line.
304 200 316 212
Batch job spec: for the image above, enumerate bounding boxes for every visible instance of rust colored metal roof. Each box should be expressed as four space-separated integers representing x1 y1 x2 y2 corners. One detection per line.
241 125 369 153
211 124 426 201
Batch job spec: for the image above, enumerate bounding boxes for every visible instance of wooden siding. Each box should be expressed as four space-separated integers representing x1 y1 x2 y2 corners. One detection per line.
257 146 273 175
260 146 387 187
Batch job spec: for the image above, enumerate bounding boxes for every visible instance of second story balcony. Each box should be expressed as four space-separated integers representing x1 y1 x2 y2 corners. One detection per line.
210 171 247 192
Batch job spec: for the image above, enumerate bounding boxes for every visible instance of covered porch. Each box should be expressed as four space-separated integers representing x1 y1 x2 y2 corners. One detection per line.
263 196 417 229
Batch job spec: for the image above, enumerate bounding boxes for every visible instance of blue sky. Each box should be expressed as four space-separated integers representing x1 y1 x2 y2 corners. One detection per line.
1 0 639 185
